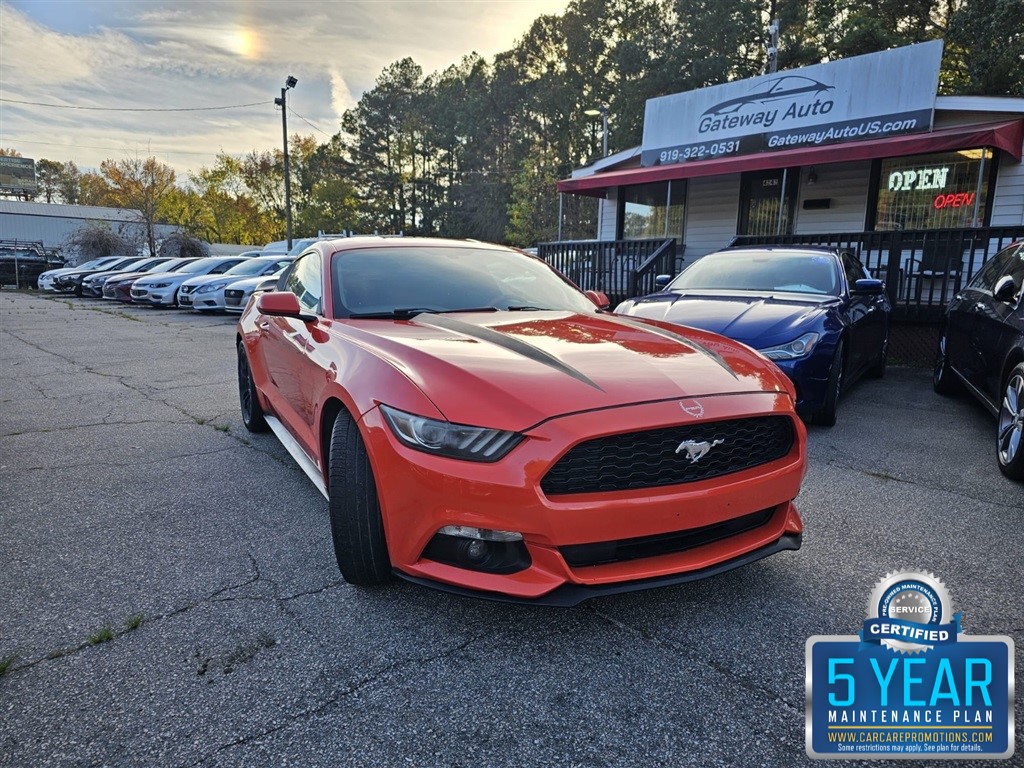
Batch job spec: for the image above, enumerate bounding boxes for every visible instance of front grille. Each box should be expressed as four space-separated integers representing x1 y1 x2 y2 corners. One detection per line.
559 506 776 567
224 290 243 306
541 415 794 495
180 285 196 294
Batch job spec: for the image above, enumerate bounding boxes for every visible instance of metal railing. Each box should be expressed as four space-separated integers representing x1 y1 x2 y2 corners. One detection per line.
731 226 1024 321
537 238 679 307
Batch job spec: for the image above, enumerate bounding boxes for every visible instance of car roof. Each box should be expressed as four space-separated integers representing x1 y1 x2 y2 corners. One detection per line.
312 236 514 255
715 245 846 258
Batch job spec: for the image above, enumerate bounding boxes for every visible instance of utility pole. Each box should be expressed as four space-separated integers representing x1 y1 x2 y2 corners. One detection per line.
767 1 780 74
274 75 297 250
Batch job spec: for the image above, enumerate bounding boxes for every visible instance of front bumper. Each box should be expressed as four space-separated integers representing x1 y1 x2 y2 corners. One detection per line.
192 292 226 311
359 392 806 602
131 286 177 305
769 356 832 417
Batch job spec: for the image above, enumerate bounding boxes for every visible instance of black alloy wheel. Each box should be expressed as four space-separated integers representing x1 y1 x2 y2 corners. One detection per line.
237 342 268 433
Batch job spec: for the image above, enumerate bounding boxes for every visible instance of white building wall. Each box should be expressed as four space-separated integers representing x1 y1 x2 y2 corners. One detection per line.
793 161 872 234
991 155 1024 227
597 194 617 240
681 174 741 260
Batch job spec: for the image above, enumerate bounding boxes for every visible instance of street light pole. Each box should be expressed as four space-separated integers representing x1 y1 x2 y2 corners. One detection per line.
584 105 610 240
275 75 298 250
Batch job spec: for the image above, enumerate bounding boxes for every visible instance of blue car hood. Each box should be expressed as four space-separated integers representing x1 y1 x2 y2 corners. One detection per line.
623 291 834 346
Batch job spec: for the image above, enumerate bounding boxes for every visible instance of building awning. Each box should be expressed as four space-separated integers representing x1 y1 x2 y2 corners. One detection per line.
557 119 1024 197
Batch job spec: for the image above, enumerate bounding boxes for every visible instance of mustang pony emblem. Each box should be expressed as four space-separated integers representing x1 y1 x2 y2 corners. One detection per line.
675 438 725 464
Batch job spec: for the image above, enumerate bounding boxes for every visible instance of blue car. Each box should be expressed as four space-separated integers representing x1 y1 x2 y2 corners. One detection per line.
616 246 890 425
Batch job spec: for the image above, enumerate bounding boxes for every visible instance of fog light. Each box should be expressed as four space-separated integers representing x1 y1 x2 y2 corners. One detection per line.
465 539 488 561
423 526 531 574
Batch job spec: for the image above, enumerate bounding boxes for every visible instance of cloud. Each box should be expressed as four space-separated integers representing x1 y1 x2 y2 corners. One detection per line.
0 1 570 174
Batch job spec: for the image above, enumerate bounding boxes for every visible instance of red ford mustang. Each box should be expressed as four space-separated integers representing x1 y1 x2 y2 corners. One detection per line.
237 237 806 605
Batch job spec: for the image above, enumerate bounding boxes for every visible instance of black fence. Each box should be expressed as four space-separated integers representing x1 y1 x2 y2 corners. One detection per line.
537 238 679 308
732 226 1024 322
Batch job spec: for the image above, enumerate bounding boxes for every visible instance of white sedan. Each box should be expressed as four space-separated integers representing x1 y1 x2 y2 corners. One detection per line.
223 268 288 314
130 255 251 307
177 256 294 312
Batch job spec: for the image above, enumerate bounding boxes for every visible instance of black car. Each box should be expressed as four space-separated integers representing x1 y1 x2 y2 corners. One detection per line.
934 240 1024 480
0 241 64 288
53 257 140 296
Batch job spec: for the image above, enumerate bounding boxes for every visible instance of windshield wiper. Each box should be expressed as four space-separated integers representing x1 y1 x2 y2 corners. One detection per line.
347 306 500 320
506 305 551 311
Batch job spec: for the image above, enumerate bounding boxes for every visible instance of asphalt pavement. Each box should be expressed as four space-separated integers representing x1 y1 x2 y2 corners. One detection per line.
1 290 1021 768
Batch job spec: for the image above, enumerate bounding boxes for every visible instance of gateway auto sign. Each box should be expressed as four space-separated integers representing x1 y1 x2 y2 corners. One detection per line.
640 40 943 167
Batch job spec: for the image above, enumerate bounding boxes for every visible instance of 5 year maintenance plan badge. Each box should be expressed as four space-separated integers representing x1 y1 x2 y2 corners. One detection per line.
806 571 1014 759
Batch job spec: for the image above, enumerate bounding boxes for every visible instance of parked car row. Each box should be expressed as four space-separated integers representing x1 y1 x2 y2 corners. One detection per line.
36 252 290 314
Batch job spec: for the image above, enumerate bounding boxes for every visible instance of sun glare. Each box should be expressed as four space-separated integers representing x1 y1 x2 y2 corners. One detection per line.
227 27 258 59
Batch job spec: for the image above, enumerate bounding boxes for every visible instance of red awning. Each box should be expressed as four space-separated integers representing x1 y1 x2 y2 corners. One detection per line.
557 119 1024 197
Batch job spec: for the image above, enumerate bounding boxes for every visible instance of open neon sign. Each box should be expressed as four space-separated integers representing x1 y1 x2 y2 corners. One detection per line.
933 192 976 209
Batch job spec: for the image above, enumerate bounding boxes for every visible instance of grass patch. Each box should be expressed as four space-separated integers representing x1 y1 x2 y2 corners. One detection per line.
0 652 19 676
195 417 207 425
215 424 230 432
126 613 144 630
87 625 115 645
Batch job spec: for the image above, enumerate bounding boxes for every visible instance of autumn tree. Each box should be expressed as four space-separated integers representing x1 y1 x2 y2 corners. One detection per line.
100 157 176 256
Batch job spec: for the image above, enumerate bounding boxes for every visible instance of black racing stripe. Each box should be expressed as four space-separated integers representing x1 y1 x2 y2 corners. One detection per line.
607 314 739 380
413 313 604 392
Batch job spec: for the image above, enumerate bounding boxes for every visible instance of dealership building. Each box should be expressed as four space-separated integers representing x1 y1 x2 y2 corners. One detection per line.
551 41 1024 316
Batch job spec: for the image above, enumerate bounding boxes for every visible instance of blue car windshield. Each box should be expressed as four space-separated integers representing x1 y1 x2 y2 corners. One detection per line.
669 252 841 296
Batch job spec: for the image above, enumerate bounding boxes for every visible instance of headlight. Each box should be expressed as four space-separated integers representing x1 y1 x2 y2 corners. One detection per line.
198 282 227 294
758 332 820 360
152 282 171 288
380 404 523 462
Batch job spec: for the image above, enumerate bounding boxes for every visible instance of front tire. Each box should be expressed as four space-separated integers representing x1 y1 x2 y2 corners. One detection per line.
237 342 268 433
867 333 888 379
997 363 1024 481
813 340 844 427
932 330 961 395
328 412 392 585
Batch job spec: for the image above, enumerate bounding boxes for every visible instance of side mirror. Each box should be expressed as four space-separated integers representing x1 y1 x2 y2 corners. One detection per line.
655 274 673 289
993 274 1018 303
585 290 610 309
853 278 885 295
257 291 316 322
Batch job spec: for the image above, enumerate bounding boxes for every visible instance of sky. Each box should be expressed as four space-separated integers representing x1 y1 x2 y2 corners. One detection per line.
0 0 572 178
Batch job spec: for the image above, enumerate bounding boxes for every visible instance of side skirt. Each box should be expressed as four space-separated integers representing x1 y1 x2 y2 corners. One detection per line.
264 414 329 499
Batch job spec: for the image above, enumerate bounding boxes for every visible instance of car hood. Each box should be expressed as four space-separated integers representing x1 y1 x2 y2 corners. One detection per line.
181 273 231 289
136 271 196 285
225 276 266 290
337 310 792 430
107 271 151 284
620 291 834 347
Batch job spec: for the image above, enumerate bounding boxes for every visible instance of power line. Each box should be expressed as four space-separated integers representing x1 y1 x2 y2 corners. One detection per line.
4 138 235 158
0 97 269 112
287 106 335 139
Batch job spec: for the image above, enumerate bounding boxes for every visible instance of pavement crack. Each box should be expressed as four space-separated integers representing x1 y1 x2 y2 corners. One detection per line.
184 630 494 767
5 556 268 677
589 607 802 717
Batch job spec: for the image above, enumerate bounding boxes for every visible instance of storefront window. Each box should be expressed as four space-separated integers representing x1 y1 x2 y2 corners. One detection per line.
620 181 686 240
874 149 992 230
739 169 797 237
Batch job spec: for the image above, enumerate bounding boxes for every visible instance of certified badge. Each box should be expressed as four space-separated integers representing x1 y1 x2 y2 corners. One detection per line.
862 571 960 654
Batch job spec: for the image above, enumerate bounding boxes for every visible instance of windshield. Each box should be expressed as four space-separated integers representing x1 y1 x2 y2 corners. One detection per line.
224 258 281 276
332 246 596 319
176 257 225 274
669 251 841 296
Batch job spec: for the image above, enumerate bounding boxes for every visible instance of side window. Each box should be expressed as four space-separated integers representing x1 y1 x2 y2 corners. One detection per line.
998 246 1024 296
842 254 867 290
210 260 240 275
969 244 1017 294
284 252 323 314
